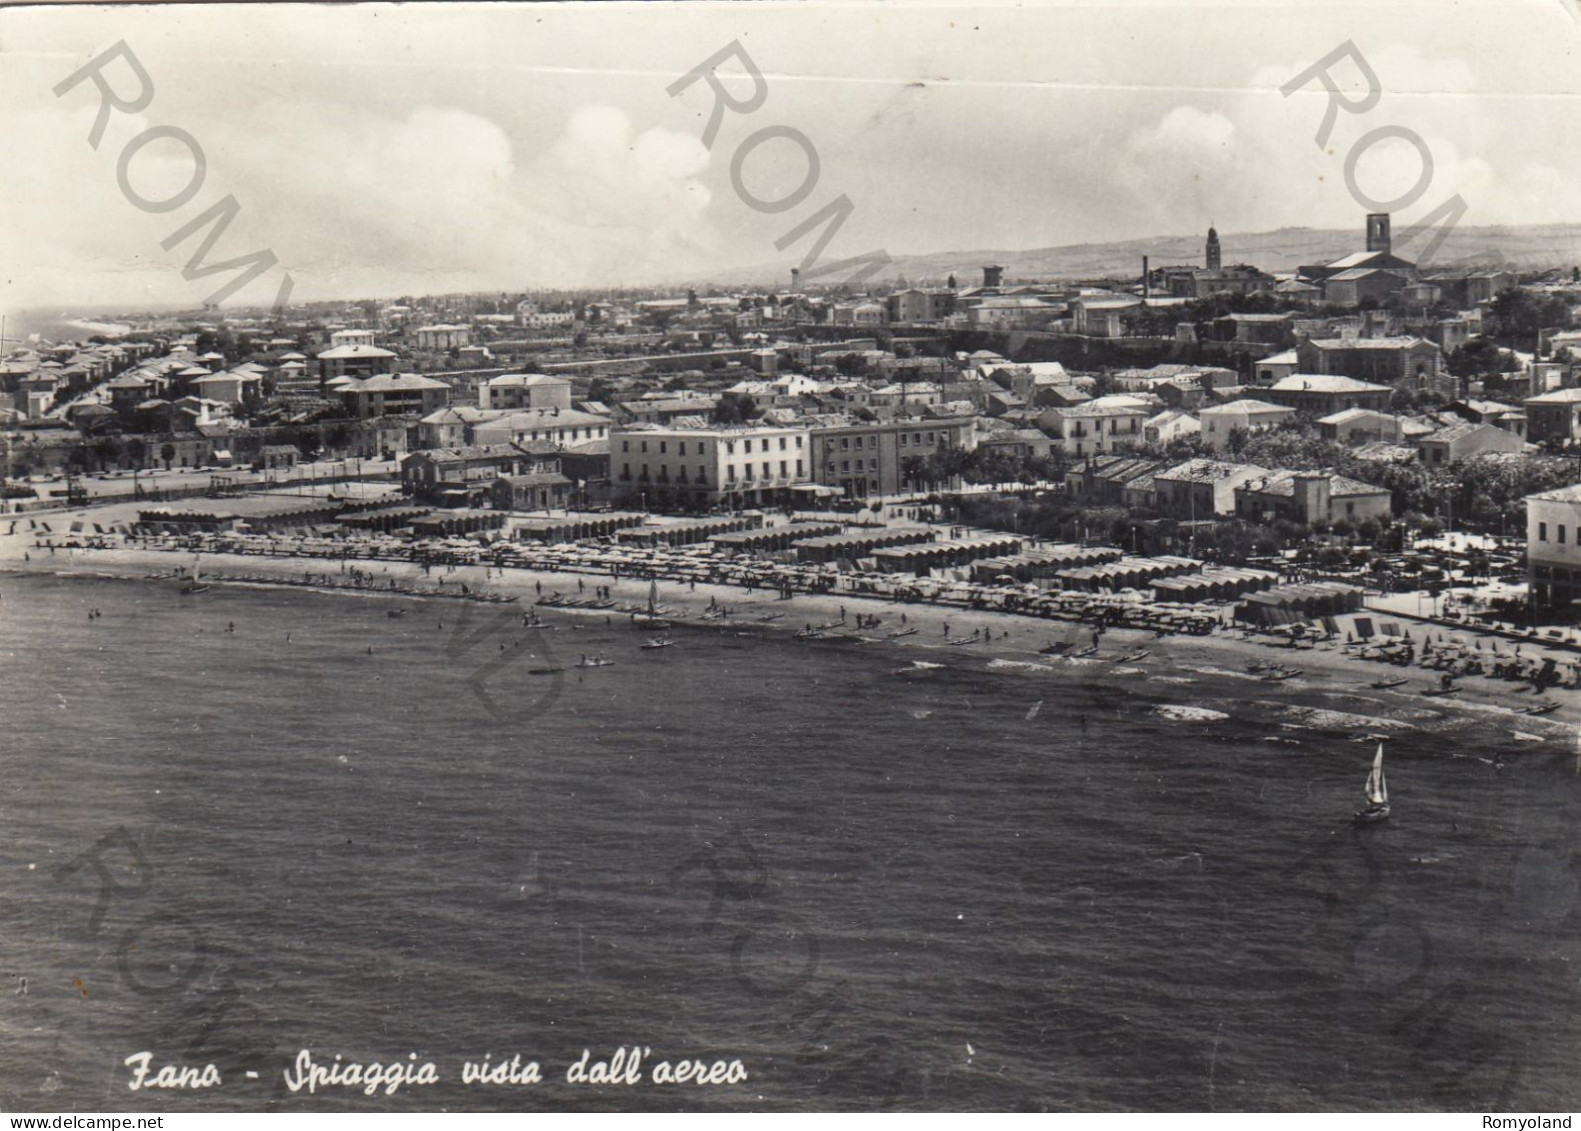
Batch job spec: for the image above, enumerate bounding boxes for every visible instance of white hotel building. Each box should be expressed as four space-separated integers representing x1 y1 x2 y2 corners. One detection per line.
611 423 811 509
1526 483 1581 613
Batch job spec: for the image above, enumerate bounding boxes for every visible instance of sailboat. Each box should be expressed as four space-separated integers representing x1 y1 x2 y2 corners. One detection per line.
180 552 210 594
632 579 669 629
1355 741 1391 823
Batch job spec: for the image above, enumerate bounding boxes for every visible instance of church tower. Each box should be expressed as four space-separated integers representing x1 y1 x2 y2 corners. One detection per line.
1366 213 1392 254
1205 225 1222 271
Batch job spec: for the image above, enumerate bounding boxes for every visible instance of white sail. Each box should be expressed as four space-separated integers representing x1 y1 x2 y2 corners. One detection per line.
1365 743 1388 805
647 579 658 615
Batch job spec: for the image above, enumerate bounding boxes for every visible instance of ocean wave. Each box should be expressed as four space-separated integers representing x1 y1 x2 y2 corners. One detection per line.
985 658 1056 673
1155 705 1229 722
1282 706 1412 732
1180 664 1264 681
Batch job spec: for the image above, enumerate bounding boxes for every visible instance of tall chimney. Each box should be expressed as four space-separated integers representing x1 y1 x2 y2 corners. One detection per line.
1143 255 1151 301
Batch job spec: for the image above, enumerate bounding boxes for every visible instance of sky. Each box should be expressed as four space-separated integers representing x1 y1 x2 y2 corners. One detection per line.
2 0 1580 311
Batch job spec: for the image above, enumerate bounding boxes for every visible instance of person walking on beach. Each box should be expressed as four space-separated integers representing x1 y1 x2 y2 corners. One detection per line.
943 623 951 637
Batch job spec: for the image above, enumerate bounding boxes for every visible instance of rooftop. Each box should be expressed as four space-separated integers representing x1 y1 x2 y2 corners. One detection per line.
1527 483 1581 504
1157 458 1268 483
1270 374 1393 394
318 344 398 359
1199 399 1293 416
346 373 449 392
1240 471 1388 498
1305 336 1433 351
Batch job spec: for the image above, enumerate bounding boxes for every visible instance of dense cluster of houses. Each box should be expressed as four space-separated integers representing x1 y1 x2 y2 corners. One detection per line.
8 209 1581 615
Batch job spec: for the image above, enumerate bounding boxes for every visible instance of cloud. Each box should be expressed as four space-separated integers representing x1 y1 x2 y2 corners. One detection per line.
0 79 721 308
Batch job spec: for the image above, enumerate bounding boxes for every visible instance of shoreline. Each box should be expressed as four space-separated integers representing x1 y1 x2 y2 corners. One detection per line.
5 534 1577 742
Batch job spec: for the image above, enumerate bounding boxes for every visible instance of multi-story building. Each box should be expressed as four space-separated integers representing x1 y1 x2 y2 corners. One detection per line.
412 324 471 351
1526 483 1581 611
611 422 812 509
340 373 451 419
1196 399 1297 452
808 415 977 499
1039 396 1151 458
471 407 610 449
1295 337 1446 394
1233 471 1392 526
1153 459 1269 517
318 344 398 382
480 373 573 411
885 289 956 323
1524 388 1581 444
1264 374 1394 415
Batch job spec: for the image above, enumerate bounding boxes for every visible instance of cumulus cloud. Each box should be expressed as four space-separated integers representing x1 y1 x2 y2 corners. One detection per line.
0 75 720 309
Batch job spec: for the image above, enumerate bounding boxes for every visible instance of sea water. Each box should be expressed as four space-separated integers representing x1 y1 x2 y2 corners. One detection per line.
0 574 1578 1112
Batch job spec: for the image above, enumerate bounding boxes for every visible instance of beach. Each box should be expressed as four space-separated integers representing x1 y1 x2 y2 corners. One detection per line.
2 511 1576 737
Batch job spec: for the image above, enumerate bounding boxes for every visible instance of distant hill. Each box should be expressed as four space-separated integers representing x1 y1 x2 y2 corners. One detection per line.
704 223 1581 288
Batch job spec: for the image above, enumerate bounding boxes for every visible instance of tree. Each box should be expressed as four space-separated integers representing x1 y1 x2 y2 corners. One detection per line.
1487 289 1573 348
1446 339 1517 380
711 392 759 425
90 436 121 471
833 353 870 379
160 443 176 470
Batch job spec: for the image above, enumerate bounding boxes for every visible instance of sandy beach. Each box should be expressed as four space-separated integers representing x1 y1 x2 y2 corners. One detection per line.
3 515 1576 741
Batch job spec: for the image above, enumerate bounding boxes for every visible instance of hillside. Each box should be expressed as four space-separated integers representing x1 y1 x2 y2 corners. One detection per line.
707 223 1581 288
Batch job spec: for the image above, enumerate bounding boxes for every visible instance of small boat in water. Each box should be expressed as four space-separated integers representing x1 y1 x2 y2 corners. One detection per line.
633 580 670 628
1068 644 1099 658
1262 667 1302 682
576 656 616 668
1421 685 1460 698
640 637 674 650
1116 649 1151 663
180 582 210 594
386 608 407 619
887 627 919 638
1354 741 1392 823
1524 700 1560 716
528 666 565 675
1371 676 1409 690
1038 641 1071 655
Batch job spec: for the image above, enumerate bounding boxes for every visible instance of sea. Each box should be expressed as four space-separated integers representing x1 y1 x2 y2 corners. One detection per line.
1 572 1579 1113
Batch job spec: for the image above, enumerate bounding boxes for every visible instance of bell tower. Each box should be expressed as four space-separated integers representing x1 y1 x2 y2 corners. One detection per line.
1205 225 1221 271
1366 213 1392 254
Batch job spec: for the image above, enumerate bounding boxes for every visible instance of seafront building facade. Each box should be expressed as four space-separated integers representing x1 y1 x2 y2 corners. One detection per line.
611 422 813 509
808 415 977 499
1526 484 1581 611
